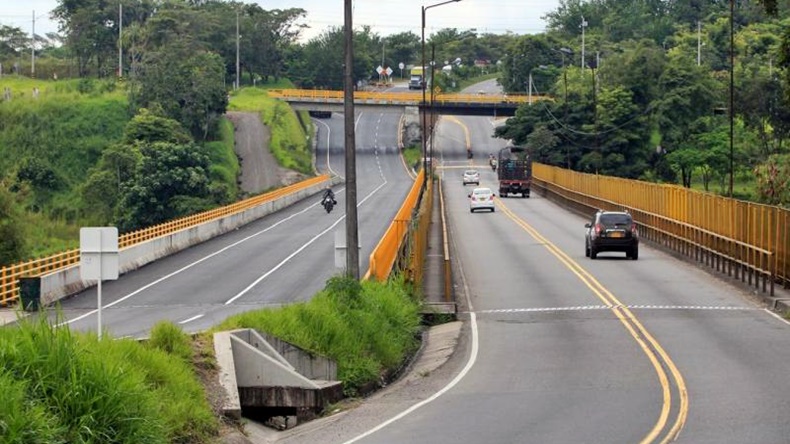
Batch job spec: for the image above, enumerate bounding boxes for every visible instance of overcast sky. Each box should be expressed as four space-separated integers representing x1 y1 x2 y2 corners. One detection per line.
1 0 560 41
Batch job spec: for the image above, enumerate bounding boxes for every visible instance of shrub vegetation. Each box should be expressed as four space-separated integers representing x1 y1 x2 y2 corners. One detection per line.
215 276 422 396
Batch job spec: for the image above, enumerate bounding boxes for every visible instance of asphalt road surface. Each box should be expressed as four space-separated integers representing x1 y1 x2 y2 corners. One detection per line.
269 81 790 444
54 108 412 338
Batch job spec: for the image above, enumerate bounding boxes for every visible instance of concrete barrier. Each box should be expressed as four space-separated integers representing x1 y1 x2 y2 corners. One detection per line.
36 176 342 306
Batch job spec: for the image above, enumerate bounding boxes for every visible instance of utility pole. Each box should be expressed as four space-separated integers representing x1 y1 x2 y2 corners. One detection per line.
31 10 35 77
343 0 360 279
581 16 588 69
118 3 123 77
728 0 734 198
235 8 240 90
697 21 701 66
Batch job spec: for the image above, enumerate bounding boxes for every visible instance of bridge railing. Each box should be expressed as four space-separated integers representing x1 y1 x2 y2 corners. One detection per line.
533 164 785 296
0 175 330 306
267 89 550 105
366 170 426 282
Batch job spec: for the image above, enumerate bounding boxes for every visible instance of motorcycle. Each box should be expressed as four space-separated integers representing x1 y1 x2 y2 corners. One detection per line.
490 158 497 172
322 195 336 213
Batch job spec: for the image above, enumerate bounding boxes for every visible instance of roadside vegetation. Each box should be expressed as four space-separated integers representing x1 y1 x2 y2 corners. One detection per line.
0 276 422 440
214 276 422 396
228 86 314 175
0 315 219 444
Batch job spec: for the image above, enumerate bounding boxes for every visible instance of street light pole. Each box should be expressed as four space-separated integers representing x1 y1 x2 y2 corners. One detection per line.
343 0 360 279
581 16 588 69
729 0 735 198
421 0 461 191
235 8 240 90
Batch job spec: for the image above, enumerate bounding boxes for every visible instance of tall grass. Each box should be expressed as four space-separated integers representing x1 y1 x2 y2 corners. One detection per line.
203 117 240 203
214 276 422 396
0 315 218 443
228 87 313 175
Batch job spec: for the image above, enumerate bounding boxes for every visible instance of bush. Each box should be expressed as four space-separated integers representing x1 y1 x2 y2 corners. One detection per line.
147 320 194 363
0 314 218 444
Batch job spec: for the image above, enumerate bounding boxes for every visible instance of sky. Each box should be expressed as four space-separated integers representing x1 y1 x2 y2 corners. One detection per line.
0 0 561 42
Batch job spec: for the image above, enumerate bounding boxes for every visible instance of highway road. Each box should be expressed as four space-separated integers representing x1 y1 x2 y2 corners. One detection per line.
277 80 790 444
54 108 413 339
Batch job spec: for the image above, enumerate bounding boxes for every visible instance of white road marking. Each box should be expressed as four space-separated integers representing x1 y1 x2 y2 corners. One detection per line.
476 305 760 314
61 191 344 327
344 190 481 444
224 179 388 305
179 314 204 324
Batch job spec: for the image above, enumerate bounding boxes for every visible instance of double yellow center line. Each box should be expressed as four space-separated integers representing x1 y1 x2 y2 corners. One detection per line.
498 200 688 444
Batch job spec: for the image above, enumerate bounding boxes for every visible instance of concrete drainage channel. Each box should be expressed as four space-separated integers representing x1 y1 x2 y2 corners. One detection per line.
214 329 344 429
215 306 461 436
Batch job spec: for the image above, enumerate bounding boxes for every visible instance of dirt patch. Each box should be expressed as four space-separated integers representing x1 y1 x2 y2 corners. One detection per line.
226 112 303 195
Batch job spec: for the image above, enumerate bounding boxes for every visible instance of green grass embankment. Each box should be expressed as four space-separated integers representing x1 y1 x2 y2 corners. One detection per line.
214 276 422 396
228 86 314 175
0 316 219 444
0 77 241 261
1 277 423 440
203 117 240 202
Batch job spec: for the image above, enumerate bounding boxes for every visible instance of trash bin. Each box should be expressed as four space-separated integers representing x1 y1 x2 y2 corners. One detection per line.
19 277 41 312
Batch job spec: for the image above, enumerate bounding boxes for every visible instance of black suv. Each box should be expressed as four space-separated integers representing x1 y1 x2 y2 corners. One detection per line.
585 210 639 260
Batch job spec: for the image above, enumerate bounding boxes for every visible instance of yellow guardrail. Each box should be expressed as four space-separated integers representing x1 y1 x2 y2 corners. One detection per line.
367 170 425 282
267 89 551 106
534 164 784 295
0 175 330 306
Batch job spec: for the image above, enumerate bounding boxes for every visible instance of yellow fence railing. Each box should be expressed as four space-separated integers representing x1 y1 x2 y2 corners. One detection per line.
0 175 330 306
534 164 785 295
267 89 551 106
366 170 425 282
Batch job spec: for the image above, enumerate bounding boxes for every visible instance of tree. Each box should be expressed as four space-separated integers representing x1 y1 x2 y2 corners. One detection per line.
52 0 120 76
754 154 790 205
0 25 29 61
0 184 28 265
134 45 227 140
526 125 562 165
654 50 720 161
116 141 212 231
124 108 192 145
383 31 420 73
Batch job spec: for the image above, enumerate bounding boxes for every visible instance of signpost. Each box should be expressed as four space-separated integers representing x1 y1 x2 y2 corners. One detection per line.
80 227 119 339
399 62 404 79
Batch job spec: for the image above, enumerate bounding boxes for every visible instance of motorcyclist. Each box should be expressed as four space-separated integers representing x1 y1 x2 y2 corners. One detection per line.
322 186 336 205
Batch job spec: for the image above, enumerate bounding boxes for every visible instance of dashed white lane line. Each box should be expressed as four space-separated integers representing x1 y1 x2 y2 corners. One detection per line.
179 314 204 324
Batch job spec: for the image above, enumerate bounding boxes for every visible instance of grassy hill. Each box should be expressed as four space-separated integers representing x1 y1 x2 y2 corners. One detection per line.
0 76 240 263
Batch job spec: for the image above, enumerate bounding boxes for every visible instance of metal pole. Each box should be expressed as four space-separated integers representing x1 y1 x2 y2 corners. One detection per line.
729 0 734 197
528 72 532 104
344 0 360 279
421 6 427 187
581 16 587 70
235 8 240 90
118 3 122 77
697 21 701 66
31 10 35 77
430 43 436 179
420 1 460 191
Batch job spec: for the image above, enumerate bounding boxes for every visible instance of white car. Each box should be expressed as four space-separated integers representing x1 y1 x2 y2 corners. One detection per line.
469 187 496 213
462 169 480 185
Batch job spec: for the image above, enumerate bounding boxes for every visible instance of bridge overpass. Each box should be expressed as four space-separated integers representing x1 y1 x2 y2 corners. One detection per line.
267 89 551 117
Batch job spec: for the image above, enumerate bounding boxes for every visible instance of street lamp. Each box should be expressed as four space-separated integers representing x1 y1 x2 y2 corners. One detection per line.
421 0 461 189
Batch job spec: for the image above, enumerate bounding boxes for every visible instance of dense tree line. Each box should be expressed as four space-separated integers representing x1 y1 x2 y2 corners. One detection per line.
496 0 790 204
0 0 789 247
